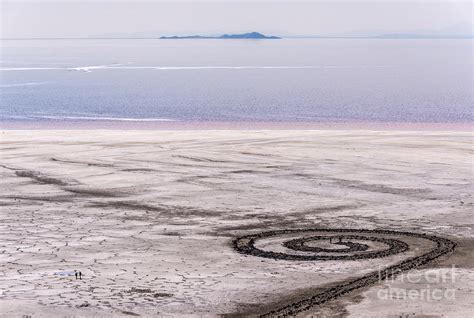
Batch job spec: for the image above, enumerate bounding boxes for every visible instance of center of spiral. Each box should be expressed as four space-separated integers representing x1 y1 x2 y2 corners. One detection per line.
283 235 371 253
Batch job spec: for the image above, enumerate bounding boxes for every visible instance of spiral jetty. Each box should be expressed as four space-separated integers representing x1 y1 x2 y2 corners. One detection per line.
233 228 456 317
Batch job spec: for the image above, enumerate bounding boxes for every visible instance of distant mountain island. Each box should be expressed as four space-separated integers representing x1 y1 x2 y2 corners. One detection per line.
160 32 281 40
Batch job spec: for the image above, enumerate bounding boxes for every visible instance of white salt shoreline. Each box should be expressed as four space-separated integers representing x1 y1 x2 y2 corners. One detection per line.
1 120 472 131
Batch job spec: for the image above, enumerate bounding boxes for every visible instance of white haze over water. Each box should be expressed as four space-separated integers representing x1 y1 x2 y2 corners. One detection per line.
1 0 472 39
0 38 472 124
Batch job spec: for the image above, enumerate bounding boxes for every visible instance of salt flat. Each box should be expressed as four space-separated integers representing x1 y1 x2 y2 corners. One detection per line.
0 130 472 317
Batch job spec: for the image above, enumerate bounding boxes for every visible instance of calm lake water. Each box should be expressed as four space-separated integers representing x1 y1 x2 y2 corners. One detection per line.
0 39 472 125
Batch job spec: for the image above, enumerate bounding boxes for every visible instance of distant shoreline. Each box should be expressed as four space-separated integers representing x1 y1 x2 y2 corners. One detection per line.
159 32 280 39
1 120 471 131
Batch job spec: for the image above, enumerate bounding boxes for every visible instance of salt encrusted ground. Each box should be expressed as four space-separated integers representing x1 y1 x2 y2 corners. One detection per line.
0 130 472 317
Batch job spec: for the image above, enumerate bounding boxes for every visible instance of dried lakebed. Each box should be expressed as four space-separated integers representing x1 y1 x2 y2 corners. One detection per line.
0 130 472 317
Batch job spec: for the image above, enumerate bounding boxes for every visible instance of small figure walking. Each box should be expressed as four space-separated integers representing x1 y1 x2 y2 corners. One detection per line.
74 271 78 280
78 271 82 280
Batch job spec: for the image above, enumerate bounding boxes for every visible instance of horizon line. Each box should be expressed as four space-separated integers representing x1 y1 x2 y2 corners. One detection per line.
2 36 473 40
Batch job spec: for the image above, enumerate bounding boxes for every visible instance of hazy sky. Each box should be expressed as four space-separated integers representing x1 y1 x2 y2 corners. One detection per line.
1 0 472 38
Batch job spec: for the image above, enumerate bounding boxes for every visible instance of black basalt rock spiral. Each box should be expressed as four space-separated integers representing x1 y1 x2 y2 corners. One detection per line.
283 235 371 254
232 228 456 317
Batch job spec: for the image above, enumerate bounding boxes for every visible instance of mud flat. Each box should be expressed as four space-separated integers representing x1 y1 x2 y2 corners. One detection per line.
0 130 472 317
